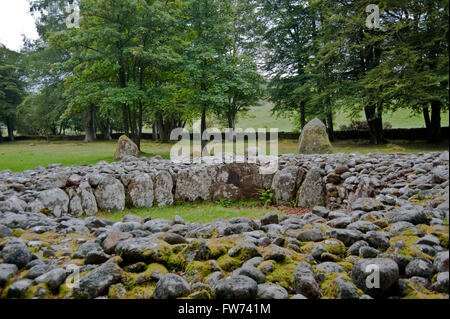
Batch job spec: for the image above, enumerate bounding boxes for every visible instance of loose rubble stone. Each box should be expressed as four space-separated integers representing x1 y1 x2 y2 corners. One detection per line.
153 274 191 299
257 283 288 299
214 275 258 299
7 279 33 298
73 263 121 299
0 264 18 287
405 259 435 280
0 151 448 300
352 258 399 298
2 242 33 268
293 262 322 299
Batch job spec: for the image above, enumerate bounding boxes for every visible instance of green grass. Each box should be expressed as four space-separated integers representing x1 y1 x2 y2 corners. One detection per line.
236 103 450 131
0 140 172 172
95 201 276 223
1 138 448 172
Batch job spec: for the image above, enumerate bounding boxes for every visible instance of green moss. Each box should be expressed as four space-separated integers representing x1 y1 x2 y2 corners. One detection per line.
207 238 236 258
400 280 447 299
187 290 211 299
120 272 141 290
217 255 242 272
123 285 155 299
185 261 217 281
415 225 449 247
300 240 347 257
108 283 127 299
257 260 276 274
265 259 298 289
146 263 168 276
320 273 364 299
11 229 24 237
395 246 433 261
58 282 73 298
390 234 420 247
337 261 354 272
22 283 50 299
320 252 342 262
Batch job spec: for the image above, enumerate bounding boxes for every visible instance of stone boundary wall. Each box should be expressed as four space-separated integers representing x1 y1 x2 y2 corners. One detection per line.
0 151 449 218
7 126 450 143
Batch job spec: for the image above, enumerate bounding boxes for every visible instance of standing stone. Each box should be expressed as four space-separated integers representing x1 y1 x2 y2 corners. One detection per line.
37 188 70 217
77 181 98 216
175 166 218 202
128 174 154 208
298 168 327 208
114 135 140 161
154 170 174 207
67 188 83 217
298 118 333 154
271 166 302 205
94 176 125 212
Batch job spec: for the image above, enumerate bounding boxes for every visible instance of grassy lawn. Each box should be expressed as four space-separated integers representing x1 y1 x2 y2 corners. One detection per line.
95 202 277 223
236 102 450 131
1 138 448 172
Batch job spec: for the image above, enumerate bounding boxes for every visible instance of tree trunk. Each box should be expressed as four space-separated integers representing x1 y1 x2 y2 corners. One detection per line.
152 123 158 141
364 104 384 145
227 113 236 130
135 103 143 151
423 105 431 140
201 106 207 153
7 119 14 142
105 114 112 140
300 101 306 130
327 112 335 142
429 100 442 142
84 106 96 143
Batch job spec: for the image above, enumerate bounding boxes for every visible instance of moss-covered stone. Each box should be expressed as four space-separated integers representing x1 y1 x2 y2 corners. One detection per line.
400 279 448 299
264 259 298 290
300 240 347 257
187 290 211 299
207 238 237 259
320 252 341 262
320 273 364 299
123 285 155 299
217 255 242 272
58 282 73 298
417 225 449 247
185 261 218 281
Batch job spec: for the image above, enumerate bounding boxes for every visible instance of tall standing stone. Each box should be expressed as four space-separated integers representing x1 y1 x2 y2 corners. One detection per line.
298 118 333 154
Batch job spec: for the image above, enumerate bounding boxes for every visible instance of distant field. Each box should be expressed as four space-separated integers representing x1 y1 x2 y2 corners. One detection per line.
1 139 448 172
236 102 450 131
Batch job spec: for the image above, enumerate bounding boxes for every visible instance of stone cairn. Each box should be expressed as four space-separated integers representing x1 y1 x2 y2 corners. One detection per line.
0 149 448 299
